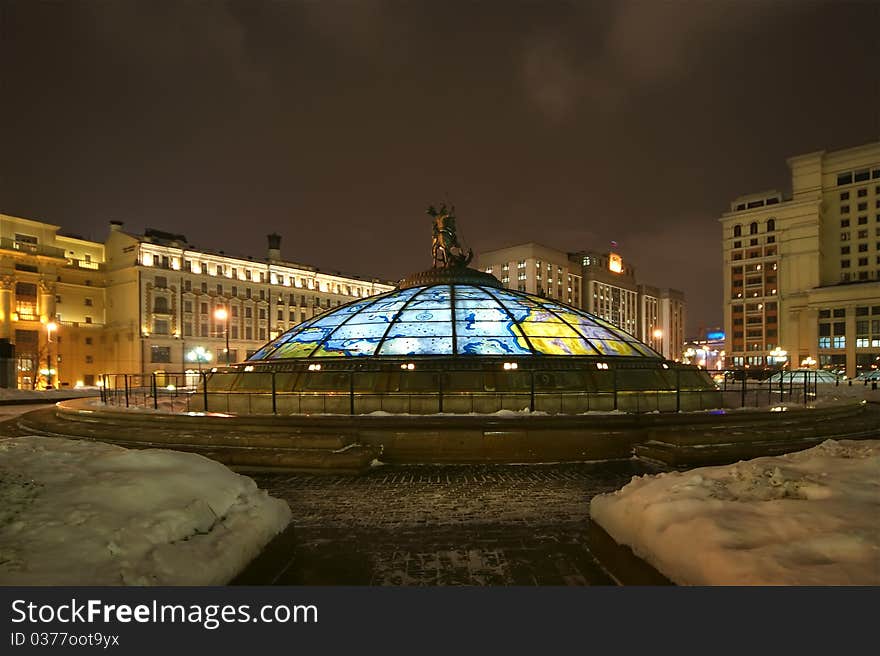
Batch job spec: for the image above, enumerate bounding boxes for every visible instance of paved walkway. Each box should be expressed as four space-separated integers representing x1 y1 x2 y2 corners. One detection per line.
251 460 663 585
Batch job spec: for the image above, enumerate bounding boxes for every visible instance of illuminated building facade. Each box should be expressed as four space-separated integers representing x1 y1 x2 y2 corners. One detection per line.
720 141 880 376
477 244 686 361
0 214 393 387
104 223 394 375
476 243 582 305
0 213 106 389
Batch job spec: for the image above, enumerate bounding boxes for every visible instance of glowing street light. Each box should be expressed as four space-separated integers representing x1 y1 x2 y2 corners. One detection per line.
186 346 212 373
213 306 230 365
45 321 58 389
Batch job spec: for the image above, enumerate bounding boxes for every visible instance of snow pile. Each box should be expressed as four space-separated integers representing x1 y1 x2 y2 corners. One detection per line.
590 440 880 585
0 388 100 401
0 436 291 585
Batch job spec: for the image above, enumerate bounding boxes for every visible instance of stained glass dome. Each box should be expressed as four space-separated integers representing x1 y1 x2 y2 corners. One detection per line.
248 283 661 361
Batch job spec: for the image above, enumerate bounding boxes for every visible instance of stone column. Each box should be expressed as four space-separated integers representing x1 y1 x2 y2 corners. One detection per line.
0 276 13 341
39 278 56 324
845 306 857 379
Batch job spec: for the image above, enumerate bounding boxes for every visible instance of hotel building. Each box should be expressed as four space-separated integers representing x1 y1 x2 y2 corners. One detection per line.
477 243 685 360
720 141 880 377
0 214 393 388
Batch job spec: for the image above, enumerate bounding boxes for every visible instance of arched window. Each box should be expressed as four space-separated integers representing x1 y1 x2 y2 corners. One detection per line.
749 222 758 235
733 224 742 237
766 218 775 232
154 296 169 313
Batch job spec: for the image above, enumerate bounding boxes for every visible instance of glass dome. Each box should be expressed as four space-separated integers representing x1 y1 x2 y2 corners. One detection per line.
248 284 661 360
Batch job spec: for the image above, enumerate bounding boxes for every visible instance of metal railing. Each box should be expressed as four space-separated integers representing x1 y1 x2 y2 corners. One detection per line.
0 238 67 259
96 368 825 416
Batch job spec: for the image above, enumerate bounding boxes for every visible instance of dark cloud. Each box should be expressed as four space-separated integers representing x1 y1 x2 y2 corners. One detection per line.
1 0 877 334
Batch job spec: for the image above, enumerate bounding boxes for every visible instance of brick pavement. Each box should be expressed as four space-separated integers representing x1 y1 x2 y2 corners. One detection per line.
252 460 663 585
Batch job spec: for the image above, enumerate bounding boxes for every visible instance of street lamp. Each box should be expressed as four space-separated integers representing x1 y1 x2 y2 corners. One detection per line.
186 346 212 373
213 307 230 365
652 328 663 355
45 321 57 389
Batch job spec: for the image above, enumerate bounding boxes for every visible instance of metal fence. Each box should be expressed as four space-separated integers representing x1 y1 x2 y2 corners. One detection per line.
96 368 824 416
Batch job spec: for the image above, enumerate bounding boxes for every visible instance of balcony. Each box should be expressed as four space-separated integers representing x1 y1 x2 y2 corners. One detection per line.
0 238 66 259
67 258 103 271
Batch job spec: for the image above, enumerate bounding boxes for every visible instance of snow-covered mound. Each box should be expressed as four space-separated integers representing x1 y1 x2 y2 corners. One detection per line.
590 440 880 585
0 388 100 401
0 436 291 585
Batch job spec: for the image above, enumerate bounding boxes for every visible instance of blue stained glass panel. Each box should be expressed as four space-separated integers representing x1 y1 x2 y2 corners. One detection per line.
457 336 531 355
328 323 389 341
378 337 453 355
386 321 453 338
314 338 381 357
396 309 450 323
454 321 521 337
454 307 509 322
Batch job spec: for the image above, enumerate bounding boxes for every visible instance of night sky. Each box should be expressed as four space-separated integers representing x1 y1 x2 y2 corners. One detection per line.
1 1 878 334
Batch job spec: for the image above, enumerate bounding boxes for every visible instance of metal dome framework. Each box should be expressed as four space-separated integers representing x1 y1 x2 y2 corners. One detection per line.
248 284 661 361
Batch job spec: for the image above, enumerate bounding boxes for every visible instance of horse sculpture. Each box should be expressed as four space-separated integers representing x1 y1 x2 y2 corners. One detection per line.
427 203 473 269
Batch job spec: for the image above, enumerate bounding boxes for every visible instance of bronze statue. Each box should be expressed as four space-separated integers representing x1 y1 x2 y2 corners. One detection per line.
427 203 473 269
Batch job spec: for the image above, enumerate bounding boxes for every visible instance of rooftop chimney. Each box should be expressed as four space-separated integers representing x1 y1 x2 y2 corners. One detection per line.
267 233 282 261
109 220 124 232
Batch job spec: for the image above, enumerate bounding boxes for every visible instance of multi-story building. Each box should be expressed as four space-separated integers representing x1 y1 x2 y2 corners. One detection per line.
0 214 394 388
477 243 685 360
476 242 582 305
0 213 106 389
720 141 880 376
104 223 393 375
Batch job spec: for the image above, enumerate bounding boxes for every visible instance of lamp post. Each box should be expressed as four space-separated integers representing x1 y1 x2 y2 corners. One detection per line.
652 328 663 357
45 321 57 389
186 346 212 374
214 307 230 365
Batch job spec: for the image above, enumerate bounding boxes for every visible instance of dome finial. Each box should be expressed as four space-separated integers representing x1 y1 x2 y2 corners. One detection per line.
427 202 472 269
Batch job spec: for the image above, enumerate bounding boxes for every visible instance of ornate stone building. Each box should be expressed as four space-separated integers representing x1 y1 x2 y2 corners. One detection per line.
0 213 393 388
720 141 880 376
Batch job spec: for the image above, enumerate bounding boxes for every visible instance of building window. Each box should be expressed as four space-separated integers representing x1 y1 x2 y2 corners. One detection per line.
841 205 850 214
841 219 850 227
201 282 208 293
150 346 171 363
184 301 192 313
153 319 169 335
200 302 208 314
231 326 239 339
184 323 192 337
153 297 169 313
84 316 92 324
184 280 191 292
749 222 758 235
840 191 850 201
733 224 742 237
766 219 775 232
